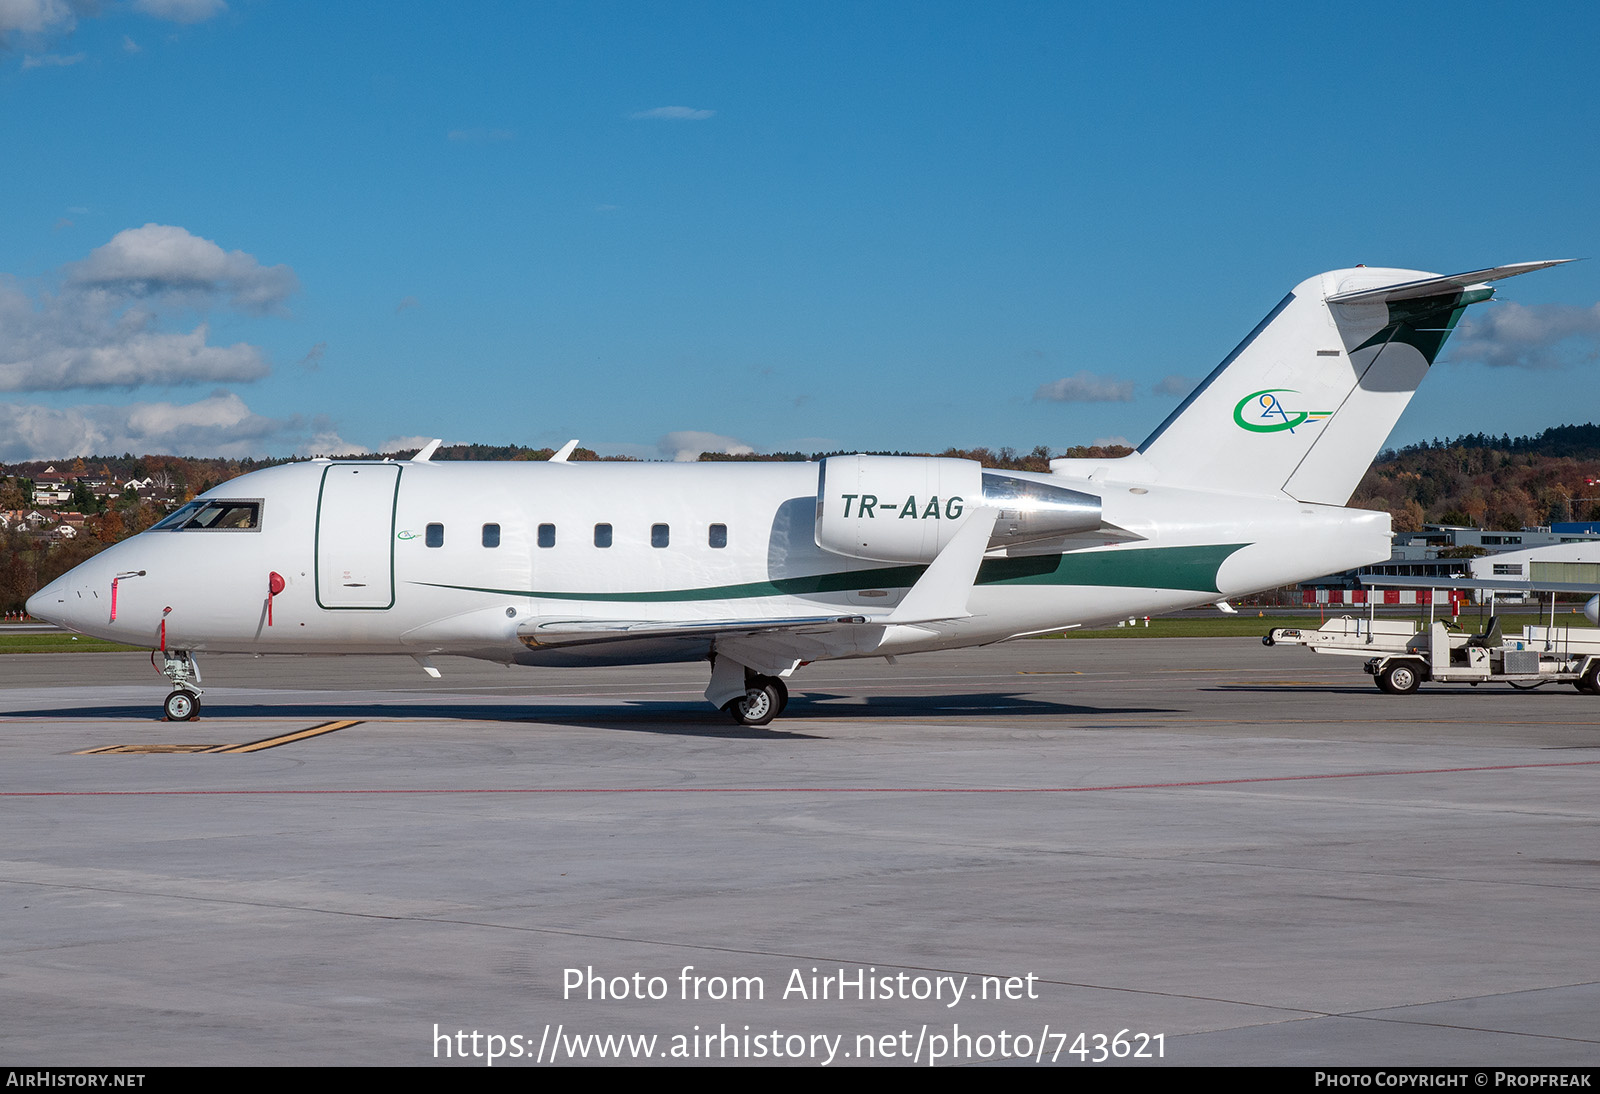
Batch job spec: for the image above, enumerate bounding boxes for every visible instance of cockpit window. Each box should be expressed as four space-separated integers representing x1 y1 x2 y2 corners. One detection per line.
151 501 204 530
151 499 263 531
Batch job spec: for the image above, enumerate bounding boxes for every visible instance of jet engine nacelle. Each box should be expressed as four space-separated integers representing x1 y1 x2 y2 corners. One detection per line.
814 454 1102 563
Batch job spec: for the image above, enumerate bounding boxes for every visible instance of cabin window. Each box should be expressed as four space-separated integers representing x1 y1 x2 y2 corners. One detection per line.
651 523 669 548
594 523 612 548
482 523 500 548
708 523 727 549
538 523 555 548
426 523 444 548
152 499 262 531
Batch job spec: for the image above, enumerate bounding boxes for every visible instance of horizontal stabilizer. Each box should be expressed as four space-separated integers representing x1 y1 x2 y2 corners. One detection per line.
1325 260 1571 304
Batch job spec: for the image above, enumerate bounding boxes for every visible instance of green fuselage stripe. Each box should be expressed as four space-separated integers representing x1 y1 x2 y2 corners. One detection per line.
413 543 1247 603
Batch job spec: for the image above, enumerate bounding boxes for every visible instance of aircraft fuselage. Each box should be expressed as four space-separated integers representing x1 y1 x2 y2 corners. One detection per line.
30 457 1389 665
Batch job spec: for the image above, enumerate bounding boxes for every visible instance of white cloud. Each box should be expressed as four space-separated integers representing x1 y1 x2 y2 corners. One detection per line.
0 225 297 393
629 106 715 121
121 34 141 53
298 342 326 371
1152 374 1195 397
1447 302 1600 370
1092 435 1132 448
0 392 287 461
0 226 337 461
658 430 754 462
295 430 368 458
0 0 75 42
1033 371 1136 403
378 435 437 455
0 393 387 462
124 390 265 435
0 308 269 392
130 0 226 24
3 0 221 57
69 223 298 315
20 49 82 67
395 295 420 313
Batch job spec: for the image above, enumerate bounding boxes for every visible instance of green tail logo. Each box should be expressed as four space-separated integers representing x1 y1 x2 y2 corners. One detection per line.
1233 389 1330 434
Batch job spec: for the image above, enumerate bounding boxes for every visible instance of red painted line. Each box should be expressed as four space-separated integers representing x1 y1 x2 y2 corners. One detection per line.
4 759 1599 796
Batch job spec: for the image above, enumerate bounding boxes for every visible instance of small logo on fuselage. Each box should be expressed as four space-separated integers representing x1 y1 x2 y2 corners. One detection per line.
1233 389 1330 434
396 529 418 540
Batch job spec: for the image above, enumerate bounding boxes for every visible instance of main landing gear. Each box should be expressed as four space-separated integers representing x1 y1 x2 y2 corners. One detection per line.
157 650 203 721
706 654 795 726
724 674 789 727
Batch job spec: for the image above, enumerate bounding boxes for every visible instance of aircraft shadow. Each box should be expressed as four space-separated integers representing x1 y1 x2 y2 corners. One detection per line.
19 690 1182 738
800 691 1181 718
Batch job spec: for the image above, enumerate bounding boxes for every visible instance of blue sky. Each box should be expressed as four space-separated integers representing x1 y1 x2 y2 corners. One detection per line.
2 1 1597 462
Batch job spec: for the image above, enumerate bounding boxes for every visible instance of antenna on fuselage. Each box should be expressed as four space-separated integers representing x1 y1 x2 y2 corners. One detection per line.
549 439 579 463
410 439 443 463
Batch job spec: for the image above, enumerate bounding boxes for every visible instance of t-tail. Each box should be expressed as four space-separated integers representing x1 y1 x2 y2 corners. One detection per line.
1136 261 1570 504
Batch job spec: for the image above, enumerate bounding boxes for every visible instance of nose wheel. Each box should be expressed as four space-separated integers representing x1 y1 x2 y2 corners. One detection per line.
164 689 201 721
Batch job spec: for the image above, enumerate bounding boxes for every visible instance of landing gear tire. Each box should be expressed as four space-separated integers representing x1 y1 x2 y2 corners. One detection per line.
1377 662 1421 695
725 681 782 727
164 690 200 721
764 675 789 715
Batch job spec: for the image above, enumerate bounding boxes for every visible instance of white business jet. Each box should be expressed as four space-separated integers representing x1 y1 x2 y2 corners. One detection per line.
28 261 1568 724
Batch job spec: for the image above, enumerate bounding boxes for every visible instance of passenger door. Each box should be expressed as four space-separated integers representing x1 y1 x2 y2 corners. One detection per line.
315 464 401 609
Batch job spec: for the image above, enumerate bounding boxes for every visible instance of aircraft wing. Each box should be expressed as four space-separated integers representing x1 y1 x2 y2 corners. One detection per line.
523 613 872 643
519 613 899 678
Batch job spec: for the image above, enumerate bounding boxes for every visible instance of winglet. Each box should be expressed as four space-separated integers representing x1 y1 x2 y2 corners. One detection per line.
885 508 999 625
550 439 580 463
410 439 443 463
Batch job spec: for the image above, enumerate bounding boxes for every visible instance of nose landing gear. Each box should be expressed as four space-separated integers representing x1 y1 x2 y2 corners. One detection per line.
157 651 203 721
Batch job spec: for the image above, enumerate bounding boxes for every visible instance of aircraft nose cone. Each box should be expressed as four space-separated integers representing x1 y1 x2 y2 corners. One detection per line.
26 574 70 626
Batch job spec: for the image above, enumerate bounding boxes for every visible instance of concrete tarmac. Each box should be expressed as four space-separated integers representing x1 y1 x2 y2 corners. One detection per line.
2 637 1598 1067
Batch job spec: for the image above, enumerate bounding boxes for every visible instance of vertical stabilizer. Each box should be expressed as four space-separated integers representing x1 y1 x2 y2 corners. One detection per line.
1136 261 1567 504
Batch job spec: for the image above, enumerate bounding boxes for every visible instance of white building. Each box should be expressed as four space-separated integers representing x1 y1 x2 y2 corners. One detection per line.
1467 541 1600 587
